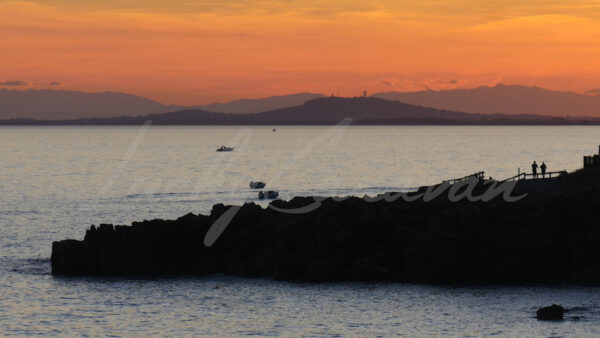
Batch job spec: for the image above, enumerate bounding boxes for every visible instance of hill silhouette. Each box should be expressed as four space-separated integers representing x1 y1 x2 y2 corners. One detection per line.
195 93 325 114
255 96 475 123
2 96 590 125
373 84 600 117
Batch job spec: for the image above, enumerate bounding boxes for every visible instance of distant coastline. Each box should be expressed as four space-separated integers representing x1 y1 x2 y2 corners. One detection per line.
3 96 600 126
3 118 599 126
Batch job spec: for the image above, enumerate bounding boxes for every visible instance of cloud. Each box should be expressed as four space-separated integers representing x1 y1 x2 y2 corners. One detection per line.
585 88 600 95
33 81 62 86
375 76 461 91
439 79 458 84
0 80 27 86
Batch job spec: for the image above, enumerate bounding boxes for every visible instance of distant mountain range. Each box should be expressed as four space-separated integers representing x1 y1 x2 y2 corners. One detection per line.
0 89 185 120
3 96 595 126
0 89 323 120
2 84 600 122
373 84 600 117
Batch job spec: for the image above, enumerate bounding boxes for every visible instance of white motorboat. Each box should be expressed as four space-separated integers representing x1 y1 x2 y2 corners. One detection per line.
249 181 266 189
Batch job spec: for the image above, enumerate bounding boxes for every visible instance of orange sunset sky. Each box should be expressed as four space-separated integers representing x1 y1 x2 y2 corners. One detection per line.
1 0 600 105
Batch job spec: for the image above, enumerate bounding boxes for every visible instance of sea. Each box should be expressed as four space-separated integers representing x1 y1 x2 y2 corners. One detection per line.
1 125 600 336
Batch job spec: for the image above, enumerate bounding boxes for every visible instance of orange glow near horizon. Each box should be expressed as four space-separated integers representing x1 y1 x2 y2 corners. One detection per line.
1 0 600 104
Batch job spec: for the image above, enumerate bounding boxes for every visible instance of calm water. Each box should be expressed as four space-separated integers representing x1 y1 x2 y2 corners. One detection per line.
1 125 600 335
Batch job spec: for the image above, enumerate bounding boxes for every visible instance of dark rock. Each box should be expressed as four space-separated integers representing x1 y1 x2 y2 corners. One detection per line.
51 239 85 276
50 172 600 284
536 304 564 320
98 224 114 232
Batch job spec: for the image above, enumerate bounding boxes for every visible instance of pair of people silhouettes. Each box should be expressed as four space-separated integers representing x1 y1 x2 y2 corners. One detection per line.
532 161 547 178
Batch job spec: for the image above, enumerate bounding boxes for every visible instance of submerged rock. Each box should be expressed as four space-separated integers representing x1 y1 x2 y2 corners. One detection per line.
536 304 564 321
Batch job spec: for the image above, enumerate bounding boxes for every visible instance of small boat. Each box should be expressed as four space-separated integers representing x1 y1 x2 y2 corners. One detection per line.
272 129 276 132
216 146 234 152
249 181 266 189
258 190 279 199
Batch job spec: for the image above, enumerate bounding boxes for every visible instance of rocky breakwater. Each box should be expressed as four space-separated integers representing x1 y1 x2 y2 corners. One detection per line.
52 169 600 284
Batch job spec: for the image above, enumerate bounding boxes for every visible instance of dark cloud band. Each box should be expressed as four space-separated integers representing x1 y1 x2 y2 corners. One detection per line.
0 80 27 86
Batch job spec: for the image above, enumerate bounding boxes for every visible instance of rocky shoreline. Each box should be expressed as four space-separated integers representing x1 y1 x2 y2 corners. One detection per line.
52 169 600 284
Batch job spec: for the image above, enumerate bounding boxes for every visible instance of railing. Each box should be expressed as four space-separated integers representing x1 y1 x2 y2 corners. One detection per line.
442 170 567 185
443 171 485 185
441 169 568 186
501 170 567 182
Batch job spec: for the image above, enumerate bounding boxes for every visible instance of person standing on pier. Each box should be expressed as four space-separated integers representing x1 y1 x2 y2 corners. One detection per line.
532 161 538 178
540 162 547 178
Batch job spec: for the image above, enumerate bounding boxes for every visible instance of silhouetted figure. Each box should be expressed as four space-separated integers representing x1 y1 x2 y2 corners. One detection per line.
540 162 547 178
532 161 538 178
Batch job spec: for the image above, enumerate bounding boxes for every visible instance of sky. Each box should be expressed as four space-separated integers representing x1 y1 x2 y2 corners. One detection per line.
1 0 600 105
